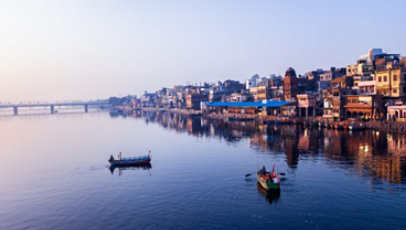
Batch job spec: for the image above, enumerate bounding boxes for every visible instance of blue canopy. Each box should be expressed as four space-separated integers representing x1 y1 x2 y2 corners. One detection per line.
207 101 293 108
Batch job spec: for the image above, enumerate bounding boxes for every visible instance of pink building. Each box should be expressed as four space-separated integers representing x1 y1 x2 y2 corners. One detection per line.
297 94 318 118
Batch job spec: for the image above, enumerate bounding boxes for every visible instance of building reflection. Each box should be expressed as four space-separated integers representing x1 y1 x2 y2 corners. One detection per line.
110 110 406 184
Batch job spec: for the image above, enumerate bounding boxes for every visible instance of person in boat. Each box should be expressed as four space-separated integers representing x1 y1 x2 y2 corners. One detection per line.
109 155 115 162
260 165 267 175
273 175 279 183
118 152 122 160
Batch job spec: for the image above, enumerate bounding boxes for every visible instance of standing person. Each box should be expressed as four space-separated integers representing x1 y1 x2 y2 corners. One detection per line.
118 151 122 160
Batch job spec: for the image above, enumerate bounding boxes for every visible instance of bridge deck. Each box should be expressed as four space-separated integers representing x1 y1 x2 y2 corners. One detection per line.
0 102 109 108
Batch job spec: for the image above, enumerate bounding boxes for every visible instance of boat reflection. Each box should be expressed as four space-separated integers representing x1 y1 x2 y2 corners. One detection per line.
109 163 152 176
257 182 280 204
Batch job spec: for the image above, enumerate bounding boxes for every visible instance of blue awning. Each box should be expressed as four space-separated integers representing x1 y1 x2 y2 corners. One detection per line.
207 101 293 108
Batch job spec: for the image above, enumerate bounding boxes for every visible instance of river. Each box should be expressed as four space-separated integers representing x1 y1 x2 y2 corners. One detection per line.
0 110 405 229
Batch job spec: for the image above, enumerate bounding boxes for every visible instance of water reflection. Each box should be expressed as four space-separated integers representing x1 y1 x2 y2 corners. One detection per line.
257 183 281 204
111 110 406 185
109 163 152 176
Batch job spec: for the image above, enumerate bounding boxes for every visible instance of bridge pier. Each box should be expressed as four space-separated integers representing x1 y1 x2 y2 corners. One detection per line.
13 106 18 115
84 104 88 113
50 105 55 114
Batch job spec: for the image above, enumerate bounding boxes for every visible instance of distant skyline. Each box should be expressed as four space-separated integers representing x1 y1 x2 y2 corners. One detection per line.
1 0 406 102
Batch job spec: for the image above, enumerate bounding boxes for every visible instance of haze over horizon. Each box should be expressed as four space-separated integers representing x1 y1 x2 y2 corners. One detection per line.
1 0 406 103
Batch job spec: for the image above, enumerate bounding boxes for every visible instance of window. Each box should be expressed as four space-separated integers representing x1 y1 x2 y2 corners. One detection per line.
384 76 387 82
378 76 382 82
404 86 406 94
394 75 397 81
404 74 406 82
393 89 397 93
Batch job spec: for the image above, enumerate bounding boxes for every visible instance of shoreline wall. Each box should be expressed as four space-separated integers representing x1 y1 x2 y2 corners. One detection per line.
116 106 406 133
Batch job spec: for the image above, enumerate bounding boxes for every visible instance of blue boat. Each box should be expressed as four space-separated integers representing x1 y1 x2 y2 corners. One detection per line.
108 154 151 166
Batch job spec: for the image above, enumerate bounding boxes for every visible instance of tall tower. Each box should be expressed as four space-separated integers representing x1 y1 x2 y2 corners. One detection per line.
284 67 298 101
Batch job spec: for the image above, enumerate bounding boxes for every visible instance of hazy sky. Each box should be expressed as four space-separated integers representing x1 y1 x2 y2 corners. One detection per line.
1 0 406 102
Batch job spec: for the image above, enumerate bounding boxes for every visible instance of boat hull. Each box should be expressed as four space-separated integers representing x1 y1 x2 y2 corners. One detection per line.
257 173 280 190
109 155 151 167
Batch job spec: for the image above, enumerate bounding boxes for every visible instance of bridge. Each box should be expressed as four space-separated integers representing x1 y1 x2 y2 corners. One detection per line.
0 101 110 115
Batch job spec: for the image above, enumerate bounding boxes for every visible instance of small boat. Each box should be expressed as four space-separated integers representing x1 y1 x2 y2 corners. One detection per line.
256 165 280 190
108 153 151 167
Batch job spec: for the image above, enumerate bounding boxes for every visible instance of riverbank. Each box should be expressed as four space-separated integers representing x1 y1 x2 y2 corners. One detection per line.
116 106 406 133
208 112 406 133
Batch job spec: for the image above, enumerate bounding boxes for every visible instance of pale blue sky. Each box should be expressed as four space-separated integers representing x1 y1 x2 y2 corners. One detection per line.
1 0 405 102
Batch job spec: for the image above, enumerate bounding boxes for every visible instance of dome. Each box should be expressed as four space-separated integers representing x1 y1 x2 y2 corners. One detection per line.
285 67 296 77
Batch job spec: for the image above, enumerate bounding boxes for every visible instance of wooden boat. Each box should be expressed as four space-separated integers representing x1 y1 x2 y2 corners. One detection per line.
108 154 151 167
256 167 280 190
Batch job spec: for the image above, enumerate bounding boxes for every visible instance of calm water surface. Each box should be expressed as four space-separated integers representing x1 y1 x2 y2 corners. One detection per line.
1 111 406 230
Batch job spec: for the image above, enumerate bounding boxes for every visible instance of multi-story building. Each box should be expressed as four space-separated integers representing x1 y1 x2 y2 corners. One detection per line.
319 67 346 81
358 79 376 95
322 87 343 120
322 90 333 119
140 92 156 107
374 53 401 71
318 67 346 92
250 85 270 101
185 92 203 110
346 59 373 77
269 75 284 99
331 87 344 120
387 104 406 121
343 95 384 120
284 67 298 101
245 74 260 89
330 75 354 89
224 92 250 102
375 62 406 98
208 80 244 102
297 94 318 118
